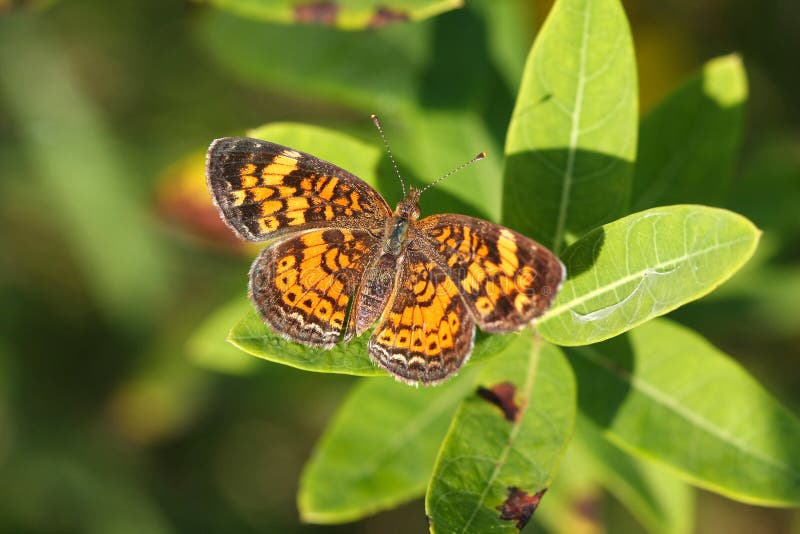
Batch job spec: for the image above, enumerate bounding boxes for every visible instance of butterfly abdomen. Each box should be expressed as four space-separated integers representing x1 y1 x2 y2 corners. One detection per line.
354 253 400 335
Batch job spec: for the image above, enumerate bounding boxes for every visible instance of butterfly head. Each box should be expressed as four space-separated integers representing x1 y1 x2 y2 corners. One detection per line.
395 187 421 220
371 115 487 205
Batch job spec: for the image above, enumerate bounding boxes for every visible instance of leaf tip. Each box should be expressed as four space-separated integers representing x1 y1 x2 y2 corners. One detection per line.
224 326 239 347
703 53 748 107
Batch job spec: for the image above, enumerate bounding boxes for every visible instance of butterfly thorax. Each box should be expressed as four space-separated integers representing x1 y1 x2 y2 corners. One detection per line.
383 188 421 254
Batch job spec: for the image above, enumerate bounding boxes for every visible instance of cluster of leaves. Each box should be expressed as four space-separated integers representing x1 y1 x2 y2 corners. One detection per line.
189 0 800 532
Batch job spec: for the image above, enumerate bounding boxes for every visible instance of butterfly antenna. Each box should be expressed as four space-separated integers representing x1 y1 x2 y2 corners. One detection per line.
420 151 488 194
371 114 406 196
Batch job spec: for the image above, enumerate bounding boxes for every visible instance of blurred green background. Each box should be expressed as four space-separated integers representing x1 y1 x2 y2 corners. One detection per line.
0 0 798 532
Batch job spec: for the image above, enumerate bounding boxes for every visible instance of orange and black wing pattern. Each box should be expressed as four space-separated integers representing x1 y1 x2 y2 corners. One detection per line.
417 214 565 333
368 251 475 385
206 137 391 241
250 228 378 348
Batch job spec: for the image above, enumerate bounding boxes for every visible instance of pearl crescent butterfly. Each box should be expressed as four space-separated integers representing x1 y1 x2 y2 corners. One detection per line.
206 123 565 385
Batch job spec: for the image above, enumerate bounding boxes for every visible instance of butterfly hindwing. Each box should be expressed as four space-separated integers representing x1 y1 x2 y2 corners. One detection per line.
250 228 379 347
368 250 475 385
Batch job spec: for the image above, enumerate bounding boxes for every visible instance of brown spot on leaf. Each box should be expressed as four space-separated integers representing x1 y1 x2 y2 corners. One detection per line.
476 381 520 422
497 487 546 530
369 7 409 28
294 1 338 25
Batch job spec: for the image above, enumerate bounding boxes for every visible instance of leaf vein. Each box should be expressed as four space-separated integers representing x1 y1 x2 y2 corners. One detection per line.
542 235 753 321
577 346 800 480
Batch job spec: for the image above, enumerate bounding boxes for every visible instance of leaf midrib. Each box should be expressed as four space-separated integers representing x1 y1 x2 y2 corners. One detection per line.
458 336 542 533
553 0 593 255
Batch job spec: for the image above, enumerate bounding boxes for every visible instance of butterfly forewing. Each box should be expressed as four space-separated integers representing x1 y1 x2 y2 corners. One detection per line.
416 214 565 332
206 137 391 242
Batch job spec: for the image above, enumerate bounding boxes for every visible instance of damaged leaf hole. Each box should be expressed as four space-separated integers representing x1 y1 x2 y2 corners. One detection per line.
497 487 547 530
292 2 409 28
294 1 338 25
477 381 521 422
370 7 409 28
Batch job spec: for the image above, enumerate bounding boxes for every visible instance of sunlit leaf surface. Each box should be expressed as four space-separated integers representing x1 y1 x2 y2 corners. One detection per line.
503 0 637 253
539 205 760 346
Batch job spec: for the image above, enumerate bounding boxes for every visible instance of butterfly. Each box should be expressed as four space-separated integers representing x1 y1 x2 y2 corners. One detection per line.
206 121 565 385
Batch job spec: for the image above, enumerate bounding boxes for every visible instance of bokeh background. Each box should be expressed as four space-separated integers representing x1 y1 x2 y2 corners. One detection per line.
1 0 799 532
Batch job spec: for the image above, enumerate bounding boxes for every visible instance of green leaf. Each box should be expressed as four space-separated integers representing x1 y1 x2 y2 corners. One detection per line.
200 10 430 111
633 54 747 210
569 318 800 507
426 335 576 533
200 5 494 113
298 369 476 523
538 205 760 346
573 415 694 534
229 309 515 377
534 414 694 534
229 309 384 376
250 116 501 222
470 0 534 92
730 137 800 244
187 297 258 375
202 0 462 30
720 264 800 337
503 0 637 253
392 109 504 222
